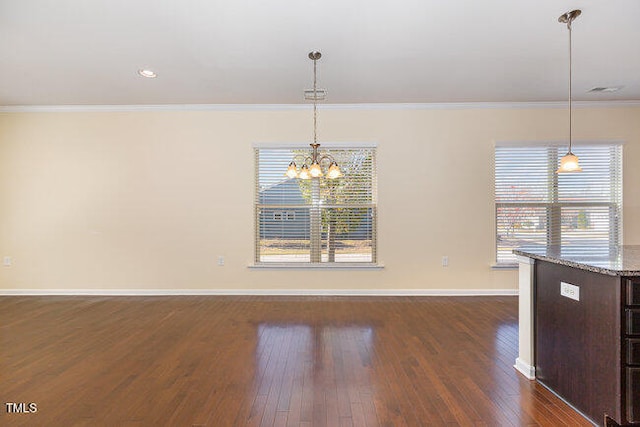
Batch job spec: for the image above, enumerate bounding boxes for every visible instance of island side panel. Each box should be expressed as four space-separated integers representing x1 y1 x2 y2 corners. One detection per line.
516 255 536 379
535 260 621 425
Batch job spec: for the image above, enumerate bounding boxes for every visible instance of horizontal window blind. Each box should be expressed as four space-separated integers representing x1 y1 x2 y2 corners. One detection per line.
495 144 622 264
255 146 377 264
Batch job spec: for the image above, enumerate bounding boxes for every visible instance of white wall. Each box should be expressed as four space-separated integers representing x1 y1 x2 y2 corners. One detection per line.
1 105 639 292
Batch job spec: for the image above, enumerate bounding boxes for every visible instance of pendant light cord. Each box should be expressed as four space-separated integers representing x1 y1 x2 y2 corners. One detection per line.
568 19 573 153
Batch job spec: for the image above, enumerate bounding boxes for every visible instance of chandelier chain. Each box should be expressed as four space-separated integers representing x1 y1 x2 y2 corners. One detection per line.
313 56 318 145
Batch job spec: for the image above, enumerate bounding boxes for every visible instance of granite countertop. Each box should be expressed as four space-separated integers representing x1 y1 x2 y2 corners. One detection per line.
513 245 640 277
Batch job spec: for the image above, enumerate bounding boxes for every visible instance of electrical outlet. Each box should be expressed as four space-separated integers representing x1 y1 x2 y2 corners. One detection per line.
442 256 449 267
3 256 12 267
560 281 580 301
218 256 225 266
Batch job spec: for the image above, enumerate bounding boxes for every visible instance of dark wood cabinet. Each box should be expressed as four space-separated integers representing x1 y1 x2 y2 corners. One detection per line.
535 261 621 425
628 280 640 306
628 309 640 335
627 339 640 365
627 281 640 424
535 263 640 426
628 368 640 423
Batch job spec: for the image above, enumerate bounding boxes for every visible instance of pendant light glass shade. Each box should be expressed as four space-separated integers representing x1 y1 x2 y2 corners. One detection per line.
557 152 582 173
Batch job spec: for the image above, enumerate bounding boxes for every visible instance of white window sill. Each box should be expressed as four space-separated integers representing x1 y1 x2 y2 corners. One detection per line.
249 263 384 270
490 263 518 270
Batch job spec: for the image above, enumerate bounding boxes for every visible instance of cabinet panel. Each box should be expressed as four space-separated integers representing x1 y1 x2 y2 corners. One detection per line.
628 339 640 365
628 280 640 306
627 367 640 423
628 309 640 336
535 261 621 425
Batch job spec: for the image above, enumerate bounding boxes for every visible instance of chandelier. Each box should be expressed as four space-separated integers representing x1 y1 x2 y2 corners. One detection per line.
285 51 343 180
557 10 583 173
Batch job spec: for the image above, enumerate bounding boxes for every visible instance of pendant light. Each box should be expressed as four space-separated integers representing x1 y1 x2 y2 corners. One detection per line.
285 52 343 180
557 9 583 173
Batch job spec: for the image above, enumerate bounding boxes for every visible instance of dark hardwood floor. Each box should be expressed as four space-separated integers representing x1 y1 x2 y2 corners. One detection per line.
0 295 590 426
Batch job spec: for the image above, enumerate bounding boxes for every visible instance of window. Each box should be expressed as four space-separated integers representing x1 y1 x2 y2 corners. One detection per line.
495 143 622 265
255 144 377 264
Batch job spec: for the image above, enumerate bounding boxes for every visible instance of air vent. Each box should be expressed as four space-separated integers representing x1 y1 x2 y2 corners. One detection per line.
588 86 622 93
304 89 327 101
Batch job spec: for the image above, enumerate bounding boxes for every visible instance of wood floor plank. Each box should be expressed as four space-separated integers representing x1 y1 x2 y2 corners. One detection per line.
0 295 593 426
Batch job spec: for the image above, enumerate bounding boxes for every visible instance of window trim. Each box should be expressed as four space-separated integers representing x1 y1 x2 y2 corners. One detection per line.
248 263 384 270
253 142 378 149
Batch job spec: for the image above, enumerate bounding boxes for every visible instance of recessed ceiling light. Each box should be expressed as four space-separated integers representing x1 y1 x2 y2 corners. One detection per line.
588 86 622 93
137 69 157 78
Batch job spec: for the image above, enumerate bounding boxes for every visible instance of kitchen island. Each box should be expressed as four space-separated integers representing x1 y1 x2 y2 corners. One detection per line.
514 245 640 426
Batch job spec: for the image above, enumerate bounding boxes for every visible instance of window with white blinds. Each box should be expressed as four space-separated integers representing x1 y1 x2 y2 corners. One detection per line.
255 145 377 264
495 143 622 265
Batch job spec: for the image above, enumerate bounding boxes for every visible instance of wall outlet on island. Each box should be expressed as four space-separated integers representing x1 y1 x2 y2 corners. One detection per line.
560 281 580 301
3 256 11 266
442 256 448 267
218 256 225 266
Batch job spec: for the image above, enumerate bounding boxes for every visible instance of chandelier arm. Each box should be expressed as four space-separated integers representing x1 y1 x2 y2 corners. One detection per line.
318 154 337 165
289 154 310 165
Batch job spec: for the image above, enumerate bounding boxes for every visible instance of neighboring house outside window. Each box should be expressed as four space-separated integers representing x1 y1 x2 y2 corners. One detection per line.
495 143 622 265
272 211 295 221
255 144 377 264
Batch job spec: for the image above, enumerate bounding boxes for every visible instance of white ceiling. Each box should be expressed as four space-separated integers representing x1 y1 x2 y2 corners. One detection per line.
1 0 639 106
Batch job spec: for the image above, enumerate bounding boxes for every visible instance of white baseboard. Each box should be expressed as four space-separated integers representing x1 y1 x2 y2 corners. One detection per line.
0 288 518 297
514 358 536 380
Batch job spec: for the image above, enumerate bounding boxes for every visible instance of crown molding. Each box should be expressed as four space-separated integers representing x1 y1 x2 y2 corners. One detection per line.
1 100 639 113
